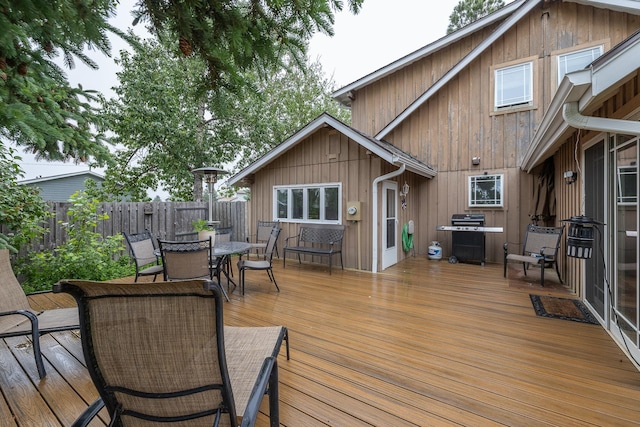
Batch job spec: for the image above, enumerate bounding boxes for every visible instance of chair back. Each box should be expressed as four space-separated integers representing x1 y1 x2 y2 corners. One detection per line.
53 279 238 426
0 249 30 314
215 226 233 243
123 230 158 267
522 224 564 258
158 238 212 281
264 226 281 262
256 221 279 243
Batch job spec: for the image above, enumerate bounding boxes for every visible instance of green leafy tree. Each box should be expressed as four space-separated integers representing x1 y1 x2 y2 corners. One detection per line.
447 0 505 34
100 36 349 201
0 145 49 252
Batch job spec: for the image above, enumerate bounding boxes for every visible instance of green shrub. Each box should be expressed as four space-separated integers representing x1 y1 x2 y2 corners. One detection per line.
16 190 135 293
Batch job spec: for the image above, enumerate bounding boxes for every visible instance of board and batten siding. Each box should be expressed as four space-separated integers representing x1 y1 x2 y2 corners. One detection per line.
348 2 640 265
247 127 389 272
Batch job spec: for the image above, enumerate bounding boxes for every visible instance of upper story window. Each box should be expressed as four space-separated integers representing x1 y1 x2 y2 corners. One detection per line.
494 62 532 109
274 183 341 224
557 45 603 84
468 174 504 207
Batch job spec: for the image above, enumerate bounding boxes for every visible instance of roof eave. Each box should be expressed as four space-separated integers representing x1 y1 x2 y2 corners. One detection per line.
332 0 529 107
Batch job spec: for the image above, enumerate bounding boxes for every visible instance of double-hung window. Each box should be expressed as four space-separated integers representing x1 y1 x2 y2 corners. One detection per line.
557 45 603 84
494 62 532 109
275 183 341 223
468 174 504 207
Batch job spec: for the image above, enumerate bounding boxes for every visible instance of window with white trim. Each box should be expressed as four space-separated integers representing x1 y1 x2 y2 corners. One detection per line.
274 183 341 223
557 45 603 84
494 62 532 109
617 165 637 205
468 174 504 207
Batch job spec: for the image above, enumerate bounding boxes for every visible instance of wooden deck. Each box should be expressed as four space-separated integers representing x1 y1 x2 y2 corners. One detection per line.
3 257 640 426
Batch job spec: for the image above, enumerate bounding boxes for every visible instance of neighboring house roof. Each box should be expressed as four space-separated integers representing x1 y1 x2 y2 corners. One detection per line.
19 170 104 202
523 28 640 171
227 113 435 187
19 170 104 185
333 0 640 140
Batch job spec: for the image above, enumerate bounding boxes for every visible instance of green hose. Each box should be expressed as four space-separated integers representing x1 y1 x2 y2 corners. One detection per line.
402 222 414 252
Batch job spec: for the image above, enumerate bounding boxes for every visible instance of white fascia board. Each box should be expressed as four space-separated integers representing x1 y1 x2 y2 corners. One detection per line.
591 38 640 96
226 114 435 186
565 0 640 15
522 70 592 172
332 0 529 106
376 0 539 140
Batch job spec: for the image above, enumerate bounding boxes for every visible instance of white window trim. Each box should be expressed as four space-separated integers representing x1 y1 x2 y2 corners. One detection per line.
557 45 603 86
617 165 637 206
273 182 342 224
468 174 504 208
494 61 533 109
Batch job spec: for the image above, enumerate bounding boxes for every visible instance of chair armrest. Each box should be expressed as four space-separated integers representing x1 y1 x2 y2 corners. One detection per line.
284 235 299 246
71 398 105 427
240 357 276 427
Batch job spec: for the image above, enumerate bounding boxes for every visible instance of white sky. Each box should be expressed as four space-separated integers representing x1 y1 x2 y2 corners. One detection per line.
16 0 513 193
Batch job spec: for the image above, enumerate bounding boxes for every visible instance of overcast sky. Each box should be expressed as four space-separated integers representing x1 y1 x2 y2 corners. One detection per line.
16 0 514 192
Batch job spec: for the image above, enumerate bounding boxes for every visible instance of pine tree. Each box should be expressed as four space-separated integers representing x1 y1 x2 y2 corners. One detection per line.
447 0 505 34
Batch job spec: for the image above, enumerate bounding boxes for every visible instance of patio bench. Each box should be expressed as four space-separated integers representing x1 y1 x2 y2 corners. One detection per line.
283 224 345 274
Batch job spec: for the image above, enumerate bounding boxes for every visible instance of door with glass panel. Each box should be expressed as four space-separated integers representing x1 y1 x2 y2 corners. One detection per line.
584 140 606 319
610 135 639 357
381 181 398 270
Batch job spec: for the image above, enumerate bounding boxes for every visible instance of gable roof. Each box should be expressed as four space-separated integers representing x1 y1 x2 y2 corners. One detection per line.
226 113 435 187
334 0 640 140
523 28 640 172
332 0 527 107
19 170 104 185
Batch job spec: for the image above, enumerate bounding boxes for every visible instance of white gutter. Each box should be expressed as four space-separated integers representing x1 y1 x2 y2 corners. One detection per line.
562 102 640 135
371 163 405 273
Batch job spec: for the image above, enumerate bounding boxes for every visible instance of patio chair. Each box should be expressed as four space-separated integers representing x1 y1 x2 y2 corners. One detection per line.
53 278 289 427
0 249 79 379
503 224 565 286
215 226 234 279
237 226 281 295
247 220 280 259
158 237 231 301
123 229 163 282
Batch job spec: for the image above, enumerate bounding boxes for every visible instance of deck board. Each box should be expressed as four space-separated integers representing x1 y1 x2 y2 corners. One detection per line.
2 257 640 426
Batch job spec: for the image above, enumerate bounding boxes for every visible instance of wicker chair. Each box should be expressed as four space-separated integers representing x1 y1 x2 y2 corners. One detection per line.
123 229 163 282
503 224 565 286
54 279 289 427
237 226 281 295
0 249 79 378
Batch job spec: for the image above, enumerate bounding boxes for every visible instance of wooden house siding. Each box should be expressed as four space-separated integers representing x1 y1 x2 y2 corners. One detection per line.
347 2 640 265
247 128 387 271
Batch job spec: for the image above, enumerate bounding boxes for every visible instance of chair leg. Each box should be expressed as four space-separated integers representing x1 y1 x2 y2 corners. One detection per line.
554 261 563 284
270 269 280 292
268 360 279 427
540 263 545 287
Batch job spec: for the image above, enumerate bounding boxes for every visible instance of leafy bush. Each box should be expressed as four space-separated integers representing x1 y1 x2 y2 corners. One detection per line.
16 190 135 293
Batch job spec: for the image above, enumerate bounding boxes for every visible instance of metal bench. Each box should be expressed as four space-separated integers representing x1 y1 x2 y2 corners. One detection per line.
283 224 345 274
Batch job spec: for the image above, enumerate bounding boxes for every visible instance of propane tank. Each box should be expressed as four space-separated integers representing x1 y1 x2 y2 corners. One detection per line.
428 241 442 260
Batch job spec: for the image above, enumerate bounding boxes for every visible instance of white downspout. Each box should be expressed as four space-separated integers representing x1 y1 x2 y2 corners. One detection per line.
371 163 405 273
562 102 640 135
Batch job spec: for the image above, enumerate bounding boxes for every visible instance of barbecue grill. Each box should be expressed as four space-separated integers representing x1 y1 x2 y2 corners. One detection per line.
450 214 486 265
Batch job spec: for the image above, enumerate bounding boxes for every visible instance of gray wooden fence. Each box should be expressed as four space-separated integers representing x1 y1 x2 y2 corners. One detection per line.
6 201 247 256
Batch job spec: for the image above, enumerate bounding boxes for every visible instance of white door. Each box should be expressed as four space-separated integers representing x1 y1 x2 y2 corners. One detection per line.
381 181 398 270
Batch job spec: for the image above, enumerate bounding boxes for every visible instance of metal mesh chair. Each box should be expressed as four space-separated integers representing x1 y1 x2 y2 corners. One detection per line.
53 279 289 427
0 249 79 378
158 237 213 281
123 229 163 282
504 224 564 286
247 220 280 259
237 226 281 295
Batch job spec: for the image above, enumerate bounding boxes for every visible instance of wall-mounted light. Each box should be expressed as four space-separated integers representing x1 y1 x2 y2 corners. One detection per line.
472 156 481 166
563 170 577 184
400 182 410 197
